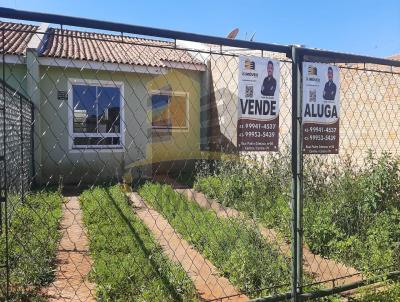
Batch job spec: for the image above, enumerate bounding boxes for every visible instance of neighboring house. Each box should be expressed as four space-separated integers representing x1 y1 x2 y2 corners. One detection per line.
0 21 207 184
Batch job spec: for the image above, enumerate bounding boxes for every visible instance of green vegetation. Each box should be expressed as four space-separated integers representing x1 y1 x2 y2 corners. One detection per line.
193 152 400 276
0 189 63 301
351 281 400 302
138 182 291 298
194 153 291 238
304 153 400 272
79 185 197 302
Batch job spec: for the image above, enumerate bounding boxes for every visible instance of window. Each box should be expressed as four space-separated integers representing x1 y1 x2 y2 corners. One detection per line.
151 91 188 130
69 80 124 149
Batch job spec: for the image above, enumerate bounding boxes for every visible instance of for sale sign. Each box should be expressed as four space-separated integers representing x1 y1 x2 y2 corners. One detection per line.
302 62 340 154
237 56 280 151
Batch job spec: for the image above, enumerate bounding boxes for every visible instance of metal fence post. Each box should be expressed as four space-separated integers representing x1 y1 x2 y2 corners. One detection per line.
296 51 304 301
1 27 10 301
291 45 304 302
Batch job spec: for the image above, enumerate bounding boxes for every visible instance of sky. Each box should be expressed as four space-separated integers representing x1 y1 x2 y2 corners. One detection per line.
0 0 399 58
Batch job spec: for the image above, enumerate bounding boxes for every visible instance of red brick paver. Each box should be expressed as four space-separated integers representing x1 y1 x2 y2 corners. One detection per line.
45 196 96 301
178 187 362 287
130 192 248 302
153 174 362 288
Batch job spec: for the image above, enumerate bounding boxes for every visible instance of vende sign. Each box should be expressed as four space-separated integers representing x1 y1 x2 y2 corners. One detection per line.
302 62 340 154
237 56 280 151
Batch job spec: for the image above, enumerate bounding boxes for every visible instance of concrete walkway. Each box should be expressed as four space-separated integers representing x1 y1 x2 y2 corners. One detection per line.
130 192 248 302
45 196 96 302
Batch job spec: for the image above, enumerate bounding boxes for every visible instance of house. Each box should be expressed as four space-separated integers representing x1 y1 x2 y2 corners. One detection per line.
1 20 399 185
0 21 208 184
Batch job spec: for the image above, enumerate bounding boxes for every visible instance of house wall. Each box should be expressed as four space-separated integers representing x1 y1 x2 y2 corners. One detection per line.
37 66 202 184
1 64 28 96
147 69 202 168
3 57 398 185
207 50 292 155
337 64 400 163
208 53 239 151
207 50 400 166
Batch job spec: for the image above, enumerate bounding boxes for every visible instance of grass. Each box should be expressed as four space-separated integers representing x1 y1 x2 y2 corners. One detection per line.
138 182 292 298
350 280 400 302
0 189 63 301
79 185 198 302
192 152 400 300
193 154 292 238
193 153 400 272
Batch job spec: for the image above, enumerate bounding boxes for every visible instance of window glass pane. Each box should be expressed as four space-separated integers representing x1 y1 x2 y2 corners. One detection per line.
97 86 121 133
152 94 170 128
169 95 187 128
73 85 97 133
73 137 120 147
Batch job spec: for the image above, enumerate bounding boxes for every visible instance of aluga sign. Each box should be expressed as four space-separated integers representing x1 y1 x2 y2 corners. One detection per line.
302 62 340 154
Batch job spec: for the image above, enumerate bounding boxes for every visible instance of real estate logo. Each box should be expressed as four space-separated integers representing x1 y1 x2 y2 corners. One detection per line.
244 59 255 70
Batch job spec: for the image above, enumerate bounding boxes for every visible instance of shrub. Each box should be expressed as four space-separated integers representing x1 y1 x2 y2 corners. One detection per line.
194 152 292 236
304 152 400 272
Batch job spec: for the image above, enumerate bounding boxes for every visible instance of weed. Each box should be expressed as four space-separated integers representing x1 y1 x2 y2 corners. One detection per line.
193 151 400 275
80 185 197 302
0 189 63 301
139 182 291 297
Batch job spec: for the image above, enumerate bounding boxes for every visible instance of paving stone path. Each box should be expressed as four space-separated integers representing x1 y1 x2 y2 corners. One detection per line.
45 196 96 302
178 188 362 287
153 174 363 288
130 192 248 302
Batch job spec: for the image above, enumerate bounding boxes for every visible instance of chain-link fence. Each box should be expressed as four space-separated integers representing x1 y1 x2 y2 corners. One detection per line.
0 8 399 302
0 75 33 300
300 58 400 299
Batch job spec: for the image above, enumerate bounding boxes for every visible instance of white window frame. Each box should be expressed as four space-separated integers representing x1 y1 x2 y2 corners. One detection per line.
150 90 189 132
68 78 125 152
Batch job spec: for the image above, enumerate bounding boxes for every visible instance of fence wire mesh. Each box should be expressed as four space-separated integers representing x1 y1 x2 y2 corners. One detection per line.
302 61 400 293
0 14 399 302
0 74 34 298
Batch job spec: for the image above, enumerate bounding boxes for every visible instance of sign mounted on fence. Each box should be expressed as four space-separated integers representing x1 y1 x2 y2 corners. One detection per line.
302 62 340 154
237 56 280 151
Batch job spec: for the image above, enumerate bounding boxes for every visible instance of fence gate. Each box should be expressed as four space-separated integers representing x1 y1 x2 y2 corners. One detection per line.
0 7 399 302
